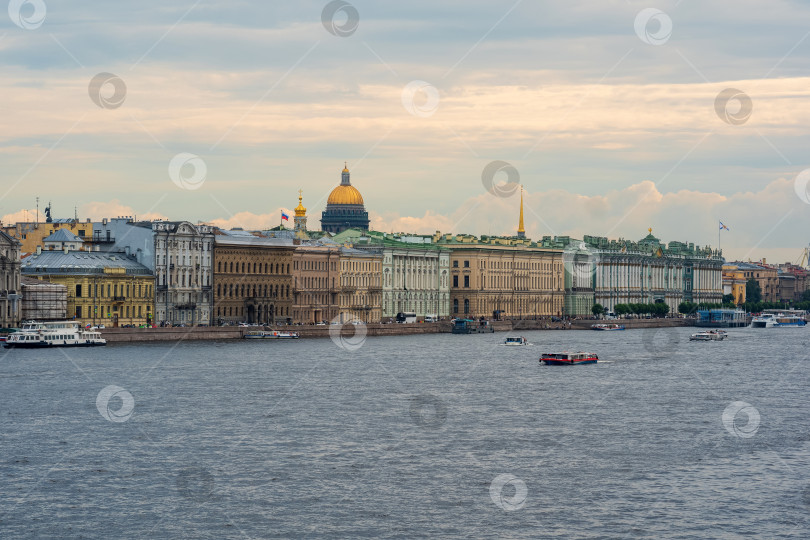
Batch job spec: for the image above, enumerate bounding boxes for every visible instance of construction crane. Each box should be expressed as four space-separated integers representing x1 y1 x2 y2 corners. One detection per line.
797 245 810 269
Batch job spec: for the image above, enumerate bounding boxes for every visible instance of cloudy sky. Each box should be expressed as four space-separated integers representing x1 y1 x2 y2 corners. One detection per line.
1 0 809 263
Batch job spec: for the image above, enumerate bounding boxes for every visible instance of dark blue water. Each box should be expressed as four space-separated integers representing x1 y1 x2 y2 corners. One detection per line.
1 327 809 539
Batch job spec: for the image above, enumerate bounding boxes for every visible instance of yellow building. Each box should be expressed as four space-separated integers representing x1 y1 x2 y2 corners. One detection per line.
21 250 154 327
337 247 382 323
437 233 565 319
722 265 746 305
2 219 98 254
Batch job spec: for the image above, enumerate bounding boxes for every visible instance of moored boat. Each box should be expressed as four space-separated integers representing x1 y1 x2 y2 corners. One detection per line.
540 351 598 365
4 321 106 348
750 313 807 328
504 336 529 346
243 330 300 339
591 323 625 331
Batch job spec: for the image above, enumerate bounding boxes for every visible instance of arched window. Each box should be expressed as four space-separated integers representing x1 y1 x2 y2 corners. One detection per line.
453 299 459 314
464 299 469 314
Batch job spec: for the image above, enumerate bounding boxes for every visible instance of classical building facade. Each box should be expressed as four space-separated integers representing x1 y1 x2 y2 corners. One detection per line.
213 232 295 324
438 233 565 319
575 231 724 315
337 247 382 323
20 250 154 327
320 164 370 234
722 265 747 304
291 242 341 324
727 261 780 302
2 218 96 254
334 229 450 320
152 221 215 326
1 230 22 327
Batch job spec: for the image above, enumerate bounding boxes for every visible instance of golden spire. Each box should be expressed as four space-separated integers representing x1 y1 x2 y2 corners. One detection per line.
294 188 306 217
342 161 349 173
648 227 652 235
517 185 526 238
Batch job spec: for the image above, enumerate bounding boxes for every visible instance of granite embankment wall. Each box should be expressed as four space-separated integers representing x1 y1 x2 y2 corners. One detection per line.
100 318 693 342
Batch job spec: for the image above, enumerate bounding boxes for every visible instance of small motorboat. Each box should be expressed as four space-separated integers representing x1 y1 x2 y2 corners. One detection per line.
504 336 529 346
591 323 625 331
689 330 727 341
540 351 598 365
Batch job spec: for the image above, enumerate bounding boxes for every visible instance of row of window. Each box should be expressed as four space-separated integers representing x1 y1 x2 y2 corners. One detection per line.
216 305 289 317
294 260 337 271
217 261 290 274
452 259 560 270
217 284 290 298
75 283 153 299
74 305 151 318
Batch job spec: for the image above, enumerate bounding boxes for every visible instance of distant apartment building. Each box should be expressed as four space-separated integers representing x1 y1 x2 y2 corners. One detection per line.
291 242 341 324
726 261 780 302
21 250 154 327
2 218 96 254
337 246 382 324
437 233 565 320
213 230 295 324
0 230 22 327
333 229 451 320
90 218 215 326
722 265 747 304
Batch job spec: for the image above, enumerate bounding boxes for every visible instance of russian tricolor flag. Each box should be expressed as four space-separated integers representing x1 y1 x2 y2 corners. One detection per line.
281 212 289 221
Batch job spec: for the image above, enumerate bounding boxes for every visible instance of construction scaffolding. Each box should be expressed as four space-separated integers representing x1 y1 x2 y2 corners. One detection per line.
21 276 67 321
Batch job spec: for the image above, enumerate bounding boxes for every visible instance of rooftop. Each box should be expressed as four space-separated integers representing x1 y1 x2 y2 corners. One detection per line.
21 250 152 275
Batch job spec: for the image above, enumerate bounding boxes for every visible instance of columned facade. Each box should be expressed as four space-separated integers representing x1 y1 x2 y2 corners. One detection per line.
337 247 382 323
381 247 450 320
0 231 22 327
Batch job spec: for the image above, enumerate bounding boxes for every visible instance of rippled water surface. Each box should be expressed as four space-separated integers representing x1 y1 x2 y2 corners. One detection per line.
1 326 809 539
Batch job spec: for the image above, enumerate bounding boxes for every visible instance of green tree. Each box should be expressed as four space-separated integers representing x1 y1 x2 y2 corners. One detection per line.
722 293 735 304
591 304 604 317
746 278 762 303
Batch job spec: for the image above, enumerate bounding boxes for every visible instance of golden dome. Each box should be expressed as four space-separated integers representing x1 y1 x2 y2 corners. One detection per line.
327 184 364 205
294 191 306 217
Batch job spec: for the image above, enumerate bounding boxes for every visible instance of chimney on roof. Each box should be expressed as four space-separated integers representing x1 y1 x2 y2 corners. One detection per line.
36 246 42 255
63 246 69 254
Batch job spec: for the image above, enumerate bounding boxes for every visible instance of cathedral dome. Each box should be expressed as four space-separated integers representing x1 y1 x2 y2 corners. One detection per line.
327 184 364 205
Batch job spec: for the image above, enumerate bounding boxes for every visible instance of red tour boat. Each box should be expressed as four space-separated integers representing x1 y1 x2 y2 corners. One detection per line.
540 351 599 365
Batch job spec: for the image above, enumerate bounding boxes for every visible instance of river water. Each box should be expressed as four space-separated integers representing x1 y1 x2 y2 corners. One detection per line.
1 326 809 539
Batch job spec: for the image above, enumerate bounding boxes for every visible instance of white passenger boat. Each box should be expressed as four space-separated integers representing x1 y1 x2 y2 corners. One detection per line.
4 321 106 348
504 336 529 346
243 330 300 339
689 330 727 342
750 313 807 328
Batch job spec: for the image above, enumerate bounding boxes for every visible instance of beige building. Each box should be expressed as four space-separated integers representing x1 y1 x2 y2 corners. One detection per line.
213 232 295 324
20 250 154 327
337 247 382 323
1 230 22 327
438 234 565 319
291 243 341 324
1 218 103 254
